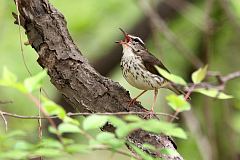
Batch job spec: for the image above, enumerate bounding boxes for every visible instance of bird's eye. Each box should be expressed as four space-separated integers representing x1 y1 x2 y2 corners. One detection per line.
133 38 144 45
133 38 140 43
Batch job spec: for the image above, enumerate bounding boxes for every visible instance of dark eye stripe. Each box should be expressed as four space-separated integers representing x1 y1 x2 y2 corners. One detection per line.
128 35 144 44
133 38 144 45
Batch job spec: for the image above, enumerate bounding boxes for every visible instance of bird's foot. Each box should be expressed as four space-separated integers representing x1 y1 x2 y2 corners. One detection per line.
127 98 140 107
143 109 155 119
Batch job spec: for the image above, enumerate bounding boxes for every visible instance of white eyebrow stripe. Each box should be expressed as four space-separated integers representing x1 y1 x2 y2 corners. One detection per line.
128 35 144 44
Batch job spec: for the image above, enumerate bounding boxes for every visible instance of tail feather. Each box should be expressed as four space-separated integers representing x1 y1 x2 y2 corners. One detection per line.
167 84 191 100
167 84 184 95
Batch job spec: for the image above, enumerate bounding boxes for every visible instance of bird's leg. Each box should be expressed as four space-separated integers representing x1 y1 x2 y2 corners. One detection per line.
150 89 158 112
144 89 158 119
128 90 147 107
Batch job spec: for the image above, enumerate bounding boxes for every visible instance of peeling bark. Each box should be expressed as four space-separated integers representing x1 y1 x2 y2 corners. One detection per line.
13 0 183 159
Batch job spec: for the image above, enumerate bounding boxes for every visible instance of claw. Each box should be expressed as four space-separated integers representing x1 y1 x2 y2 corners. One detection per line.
143 109 155 119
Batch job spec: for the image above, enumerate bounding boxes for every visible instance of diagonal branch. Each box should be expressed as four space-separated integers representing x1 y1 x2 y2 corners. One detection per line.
139 0 203 68
12 0 183 159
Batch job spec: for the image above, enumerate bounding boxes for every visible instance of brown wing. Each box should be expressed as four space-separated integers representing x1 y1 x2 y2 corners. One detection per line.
134 49 170 76
134 49 187 96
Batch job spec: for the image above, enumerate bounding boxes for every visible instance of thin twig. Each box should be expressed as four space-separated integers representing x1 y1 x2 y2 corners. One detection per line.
170 84 195 122
38 88 43 143
0 110 8 131
170 110 179 123
185 70 240 92
184 84 195 100
16 0 50 99
26 93 63 142
16 0 32 76
0 111 178 120
221 71 240 82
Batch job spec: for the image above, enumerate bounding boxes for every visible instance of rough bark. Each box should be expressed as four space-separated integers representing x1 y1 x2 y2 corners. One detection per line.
13 0 183 159
58 0 192 115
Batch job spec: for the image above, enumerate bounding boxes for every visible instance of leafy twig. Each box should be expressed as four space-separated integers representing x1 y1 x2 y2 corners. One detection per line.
170 84 195 122
0 111 178 120
194 70 240 91
26 93 63 142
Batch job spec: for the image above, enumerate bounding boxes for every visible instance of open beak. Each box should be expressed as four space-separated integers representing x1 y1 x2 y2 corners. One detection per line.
115 28 131 44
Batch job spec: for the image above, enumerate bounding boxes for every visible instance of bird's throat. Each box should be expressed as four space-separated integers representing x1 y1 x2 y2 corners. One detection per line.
122 45 135 57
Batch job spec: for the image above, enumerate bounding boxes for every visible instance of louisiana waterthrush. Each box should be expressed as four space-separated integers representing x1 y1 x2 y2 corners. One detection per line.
116 29 185 112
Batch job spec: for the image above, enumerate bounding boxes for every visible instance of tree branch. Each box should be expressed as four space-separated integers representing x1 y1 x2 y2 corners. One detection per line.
0 111 178 120
139 0 203 68
12 0 182 159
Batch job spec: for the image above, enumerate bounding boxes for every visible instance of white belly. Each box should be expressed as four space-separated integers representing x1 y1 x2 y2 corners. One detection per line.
121 55 166 90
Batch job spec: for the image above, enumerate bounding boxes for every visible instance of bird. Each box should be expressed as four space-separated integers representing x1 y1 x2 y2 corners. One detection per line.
116 28 185 113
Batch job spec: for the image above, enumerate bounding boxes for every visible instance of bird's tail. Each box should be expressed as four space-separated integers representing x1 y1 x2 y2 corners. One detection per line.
167 84 190 100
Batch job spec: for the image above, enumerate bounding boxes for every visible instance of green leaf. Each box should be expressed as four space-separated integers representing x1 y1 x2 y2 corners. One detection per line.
142 143 156 151
108 116 127 128
33 148 62 157
0 67 27 93
63 116 80 125
166 94 191 112
61 138 74 145
0 150 28 159
2 67 17 83
39 139 63 149
14 141 34 150
191 65 208 84
96 132 124 148
124 115 142 122
96 132 115 141
160 148 178 155
128 143 154 160
155 66 187 86
116 123 143 138
89 139 102 148
83 115 108 130
24 70 47 92
141 120 175 134
58 123 81 134
194 88 233 99
140 120 187 139
48 126 59 135
6 130 26 138
65 144 90 154
165 128 187 139
41 96 66 119
12 83 27 93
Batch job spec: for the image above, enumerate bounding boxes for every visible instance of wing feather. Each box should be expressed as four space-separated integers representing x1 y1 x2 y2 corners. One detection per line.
134 49 170 76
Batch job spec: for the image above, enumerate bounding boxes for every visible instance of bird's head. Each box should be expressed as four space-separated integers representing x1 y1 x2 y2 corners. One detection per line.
116 28 146 52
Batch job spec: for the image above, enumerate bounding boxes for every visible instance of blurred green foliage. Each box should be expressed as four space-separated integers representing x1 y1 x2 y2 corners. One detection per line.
0 68 188 159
